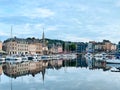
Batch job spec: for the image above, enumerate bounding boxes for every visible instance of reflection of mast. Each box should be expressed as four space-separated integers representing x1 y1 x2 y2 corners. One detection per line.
21 77 23 83
76 56 77 67
0 65 1 83
76 44 78 67
10 64 13 90
8 58 13 90
42 68 46 84
11 78 12 90
0 75 1 82
64 60 67 73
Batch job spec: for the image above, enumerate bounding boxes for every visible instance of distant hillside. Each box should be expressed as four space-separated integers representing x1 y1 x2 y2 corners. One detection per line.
45 38 65 44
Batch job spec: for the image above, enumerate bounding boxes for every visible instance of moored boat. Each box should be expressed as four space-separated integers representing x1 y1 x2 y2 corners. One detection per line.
106 59 120 64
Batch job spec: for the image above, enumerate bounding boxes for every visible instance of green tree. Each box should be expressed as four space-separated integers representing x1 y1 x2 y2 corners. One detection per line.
69 43 76 52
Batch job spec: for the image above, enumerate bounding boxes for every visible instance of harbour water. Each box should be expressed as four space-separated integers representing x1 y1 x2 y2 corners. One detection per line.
1 56 120 90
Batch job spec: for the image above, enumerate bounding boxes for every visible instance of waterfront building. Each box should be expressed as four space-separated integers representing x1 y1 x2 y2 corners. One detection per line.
87 41 95 53
94 42 105 52
28 43 42 55
57 46 63 53
111 44 116 53
28 44 36 54
49 44 63 54
103 40 112 52
0 41 2 51
0 41 6 55
76 42 87 53
3 40 17 55
35 43 43 54
94 40 116 53
3 37 29 55
49 44 57 54
115 42 120 59
117 42 120 53
17 40 29 55
3 37 44 55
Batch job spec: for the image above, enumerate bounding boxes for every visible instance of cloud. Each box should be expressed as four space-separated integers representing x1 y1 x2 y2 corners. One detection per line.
0 31 9 36
72 18 82 25
84 24 120 43
115 0 120 7
58 33 92 42
46 26 57 31
0 0 120 43
21 8 55 19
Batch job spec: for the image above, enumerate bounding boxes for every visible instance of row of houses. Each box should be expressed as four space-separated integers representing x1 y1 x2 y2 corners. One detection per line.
2 37 48 55
3 38 44 55
76 40 117 53
1 38 63 55
0 38 64 55
87 40 116 53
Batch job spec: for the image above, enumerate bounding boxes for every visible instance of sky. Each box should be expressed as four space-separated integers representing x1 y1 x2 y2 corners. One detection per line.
0 0 120 43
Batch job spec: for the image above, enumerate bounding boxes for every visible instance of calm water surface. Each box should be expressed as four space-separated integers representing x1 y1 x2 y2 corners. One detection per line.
0 57 120 90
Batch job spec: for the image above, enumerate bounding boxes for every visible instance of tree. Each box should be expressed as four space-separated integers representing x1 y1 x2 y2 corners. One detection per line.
69 43 76 52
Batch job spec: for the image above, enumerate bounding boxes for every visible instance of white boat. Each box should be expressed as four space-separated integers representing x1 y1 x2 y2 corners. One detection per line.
67 54 77 59
110 67 120 72
0 58 5 64
41 55 51 60
5 56 22 64
106 59 120 64
94 53 108 60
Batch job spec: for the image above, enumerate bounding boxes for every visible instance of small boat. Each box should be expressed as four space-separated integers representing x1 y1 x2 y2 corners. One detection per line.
0 58 5 64
5 56 22 64
94 53 108 60
111 67 120 72
106 59 120 64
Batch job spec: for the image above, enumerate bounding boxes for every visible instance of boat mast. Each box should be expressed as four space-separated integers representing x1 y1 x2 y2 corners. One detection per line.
10 26 13 55
11 26 13 39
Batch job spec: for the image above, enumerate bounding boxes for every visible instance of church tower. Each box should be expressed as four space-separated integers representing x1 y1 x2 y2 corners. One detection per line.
42 28 48 55
42 28 45 47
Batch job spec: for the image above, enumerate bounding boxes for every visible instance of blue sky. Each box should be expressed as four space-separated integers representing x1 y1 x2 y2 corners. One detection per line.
0 0 120 43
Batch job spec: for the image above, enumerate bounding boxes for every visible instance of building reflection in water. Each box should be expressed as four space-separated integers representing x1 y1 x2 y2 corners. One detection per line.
2 60 63 79
2 55 120 80
0 65 2 75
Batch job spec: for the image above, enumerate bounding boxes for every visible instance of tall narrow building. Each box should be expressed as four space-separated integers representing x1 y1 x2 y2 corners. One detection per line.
41 29 48 55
